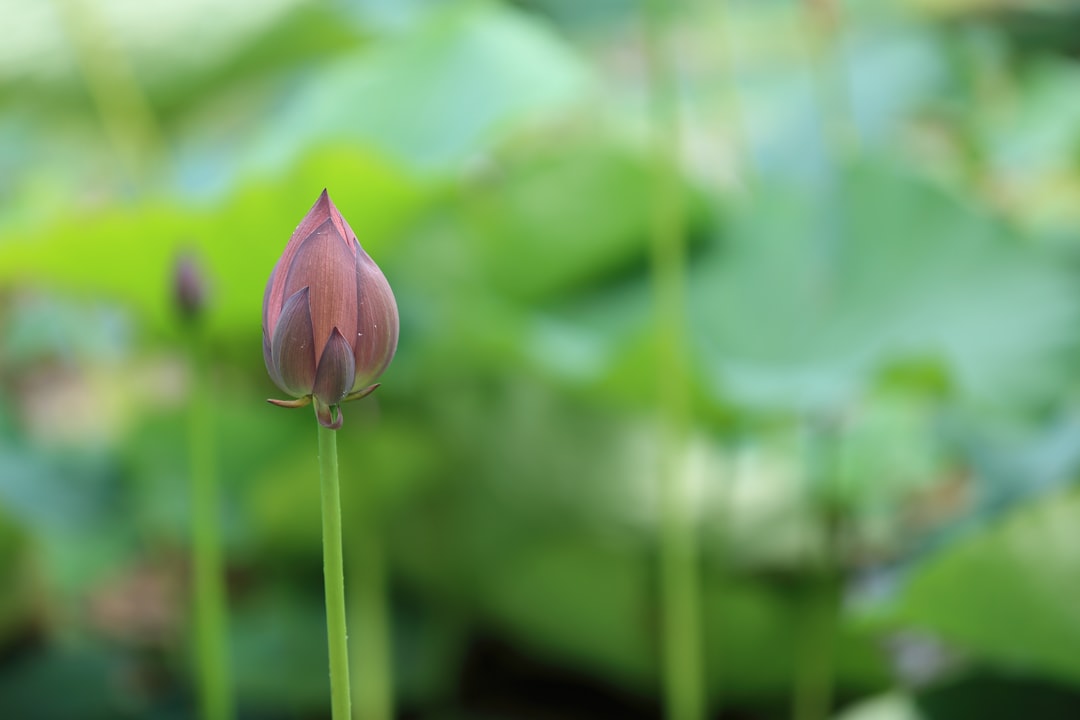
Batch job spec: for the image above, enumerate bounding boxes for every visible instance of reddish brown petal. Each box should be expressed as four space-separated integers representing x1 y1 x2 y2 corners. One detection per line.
262 269 277 381
294 190 334 246
262 265 277 337
270 287 317 397
313 327 356 407
280 219 359 363
352 245 400 390
264 192 340 339
321 190 361 253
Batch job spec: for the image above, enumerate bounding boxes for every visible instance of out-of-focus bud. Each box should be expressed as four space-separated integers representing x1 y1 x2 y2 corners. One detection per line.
173 250 208 323
262 190 399 429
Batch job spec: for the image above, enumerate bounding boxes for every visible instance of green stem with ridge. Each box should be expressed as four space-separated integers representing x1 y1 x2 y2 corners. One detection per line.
188 339 233 720
318 419 352 720
644 2 705 720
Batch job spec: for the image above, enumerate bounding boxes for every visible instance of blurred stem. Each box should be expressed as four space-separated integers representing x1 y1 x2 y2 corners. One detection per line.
644 4 705 720
792 422 844 720
792 540 841 720
57 0 163 183
317 419 352 720
188 334 234 720
351 518 393 720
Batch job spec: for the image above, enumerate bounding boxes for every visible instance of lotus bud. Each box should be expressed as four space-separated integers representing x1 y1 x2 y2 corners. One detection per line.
173 250 208 323
262 190 399 429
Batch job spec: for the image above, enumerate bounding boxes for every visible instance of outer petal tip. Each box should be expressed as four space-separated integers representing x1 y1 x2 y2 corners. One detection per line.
313 327 357 407
343 383 380 403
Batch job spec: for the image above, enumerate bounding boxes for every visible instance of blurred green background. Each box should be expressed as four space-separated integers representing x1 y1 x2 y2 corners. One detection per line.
3 0 1080 718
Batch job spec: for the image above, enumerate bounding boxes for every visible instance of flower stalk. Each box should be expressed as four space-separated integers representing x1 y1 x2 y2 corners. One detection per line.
351 515 393 720
643 3 705 720
175 251 234 720
188 336 233 720
263 190 399 720
318 419 352 720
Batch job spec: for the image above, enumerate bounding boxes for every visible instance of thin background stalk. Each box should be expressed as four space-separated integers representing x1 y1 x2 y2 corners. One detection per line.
643 3 705 720
188 335 234 720
793 2 853 716
792 419 844 720
350 519 393 720
792 528 842 720
318 419 352 720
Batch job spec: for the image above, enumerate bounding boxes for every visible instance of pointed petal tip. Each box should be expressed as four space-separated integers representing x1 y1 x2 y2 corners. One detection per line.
343 383 380 403
302 189 333 225
313 327 357 407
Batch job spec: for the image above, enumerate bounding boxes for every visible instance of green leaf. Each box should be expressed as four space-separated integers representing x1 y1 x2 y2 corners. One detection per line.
0 646 133 720
892 486 1080 686
470 145 654 302
691 157 1079 411
230 590 333 713
834 692 926 720
249 0 590 172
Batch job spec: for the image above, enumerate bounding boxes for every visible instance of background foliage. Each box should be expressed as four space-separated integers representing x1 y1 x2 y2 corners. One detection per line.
2 0 1080 718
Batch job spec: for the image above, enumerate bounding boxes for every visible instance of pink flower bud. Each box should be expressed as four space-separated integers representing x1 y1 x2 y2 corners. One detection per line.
262 190 399 428
173 250 209 323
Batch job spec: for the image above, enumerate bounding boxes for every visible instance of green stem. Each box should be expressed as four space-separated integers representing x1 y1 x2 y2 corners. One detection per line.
351 522 393 720
188 340 233 720
793 423 844 720
792 565 840 720
658 447 705 720
643 4 705 720
318 419 352 720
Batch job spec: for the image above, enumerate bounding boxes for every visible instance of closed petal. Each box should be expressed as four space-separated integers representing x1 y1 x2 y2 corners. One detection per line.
262 267 278 376
264 192 344 340
313 327 356 407
281 219 359 363
352 245 400 390
292 190 335 252
270 287 317 397
320 190 360 252
263 331 277 388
